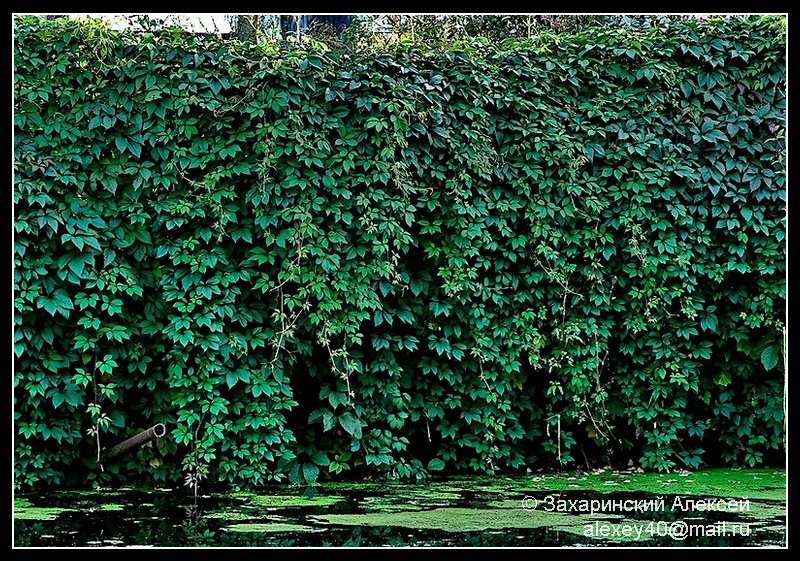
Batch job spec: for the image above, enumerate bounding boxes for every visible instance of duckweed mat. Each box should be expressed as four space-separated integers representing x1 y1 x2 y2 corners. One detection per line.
14 469 786 547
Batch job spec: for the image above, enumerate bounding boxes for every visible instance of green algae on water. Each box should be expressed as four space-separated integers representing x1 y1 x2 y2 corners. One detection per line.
204 510 255 521
321 481 465 500
50 488 141 501
14 498 72 521
230 492 347 508
438 468 786 501
361 496 431 513
13 468 787 546
225 522 321 533
314 506 622 534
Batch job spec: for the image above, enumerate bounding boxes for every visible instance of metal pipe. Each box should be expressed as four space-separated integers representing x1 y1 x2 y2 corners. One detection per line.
101 423 166 462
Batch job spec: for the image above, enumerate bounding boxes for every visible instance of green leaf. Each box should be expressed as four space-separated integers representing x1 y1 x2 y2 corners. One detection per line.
427 458 445 471
68 254 93 277
700 314 718 332
302 462 320 483
339 412 362 439
310 450 329 466
761 345 781 371
63 389 82 407
322 410 336 431
410 278 425 296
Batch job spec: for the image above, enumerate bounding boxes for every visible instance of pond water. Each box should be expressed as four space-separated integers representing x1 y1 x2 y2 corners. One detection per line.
14 468 786 547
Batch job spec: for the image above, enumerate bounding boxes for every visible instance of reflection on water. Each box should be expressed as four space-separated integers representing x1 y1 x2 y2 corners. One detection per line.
14 482 786 547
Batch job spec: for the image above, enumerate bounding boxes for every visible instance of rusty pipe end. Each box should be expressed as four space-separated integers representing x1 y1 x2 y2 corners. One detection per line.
100 423 168 463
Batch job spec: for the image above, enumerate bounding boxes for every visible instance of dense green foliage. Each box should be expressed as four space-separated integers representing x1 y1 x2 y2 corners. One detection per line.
14 16 786 489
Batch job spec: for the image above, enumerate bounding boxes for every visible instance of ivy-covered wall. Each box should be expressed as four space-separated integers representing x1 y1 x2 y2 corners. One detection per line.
14 16 786 488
